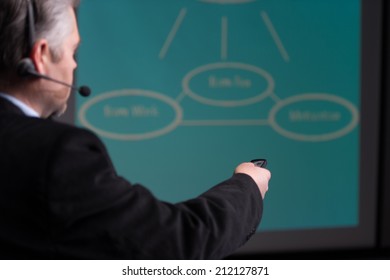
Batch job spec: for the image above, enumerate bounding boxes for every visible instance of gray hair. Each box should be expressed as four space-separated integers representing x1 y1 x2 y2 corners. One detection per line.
0 0 80 86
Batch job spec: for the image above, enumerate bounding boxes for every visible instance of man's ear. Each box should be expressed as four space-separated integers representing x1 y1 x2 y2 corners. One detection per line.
29 39 51 75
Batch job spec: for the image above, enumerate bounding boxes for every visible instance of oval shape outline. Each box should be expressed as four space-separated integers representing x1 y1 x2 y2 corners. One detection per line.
78 89 183 141
183 62 274 107
269 93 359 142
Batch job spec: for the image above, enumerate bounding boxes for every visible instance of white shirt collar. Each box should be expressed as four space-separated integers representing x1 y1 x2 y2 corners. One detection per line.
0 92 40 118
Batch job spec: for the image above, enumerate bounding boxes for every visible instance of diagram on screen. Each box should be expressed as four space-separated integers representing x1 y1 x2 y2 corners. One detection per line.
78 0 359 143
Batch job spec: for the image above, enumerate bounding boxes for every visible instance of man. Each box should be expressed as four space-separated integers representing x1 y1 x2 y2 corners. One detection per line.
0 0 271 259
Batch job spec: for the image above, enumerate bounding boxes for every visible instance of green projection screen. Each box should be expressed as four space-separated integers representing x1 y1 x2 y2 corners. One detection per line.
73 0 381 254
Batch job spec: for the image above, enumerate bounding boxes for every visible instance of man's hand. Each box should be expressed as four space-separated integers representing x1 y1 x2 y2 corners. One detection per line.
235 162 271 199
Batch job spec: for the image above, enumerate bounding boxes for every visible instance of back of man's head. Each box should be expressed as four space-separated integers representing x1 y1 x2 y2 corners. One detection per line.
0 0 80 90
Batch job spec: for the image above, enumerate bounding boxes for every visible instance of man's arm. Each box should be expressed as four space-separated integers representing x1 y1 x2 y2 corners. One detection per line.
46 128 267 259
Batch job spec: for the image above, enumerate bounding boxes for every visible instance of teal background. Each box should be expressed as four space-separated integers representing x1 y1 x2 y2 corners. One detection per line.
76 0 360 231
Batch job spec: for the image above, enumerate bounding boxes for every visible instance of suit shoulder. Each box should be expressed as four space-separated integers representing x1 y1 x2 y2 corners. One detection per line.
1 114 100 146
43 120 102 145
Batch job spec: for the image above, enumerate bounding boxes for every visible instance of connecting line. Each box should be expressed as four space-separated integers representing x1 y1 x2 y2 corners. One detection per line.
221 16 228 60
269 92 282 103
175 92 187 102
159 8 187 59
180 119 269 126
261 11 290 62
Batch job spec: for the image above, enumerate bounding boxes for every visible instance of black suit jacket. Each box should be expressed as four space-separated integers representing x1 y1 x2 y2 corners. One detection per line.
0 96 263 259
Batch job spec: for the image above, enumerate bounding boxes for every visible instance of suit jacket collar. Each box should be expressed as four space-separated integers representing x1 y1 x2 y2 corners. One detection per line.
0 95 25 116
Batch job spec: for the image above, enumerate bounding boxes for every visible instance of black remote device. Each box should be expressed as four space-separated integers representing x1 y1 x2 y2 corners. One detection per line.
251 159 267 168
